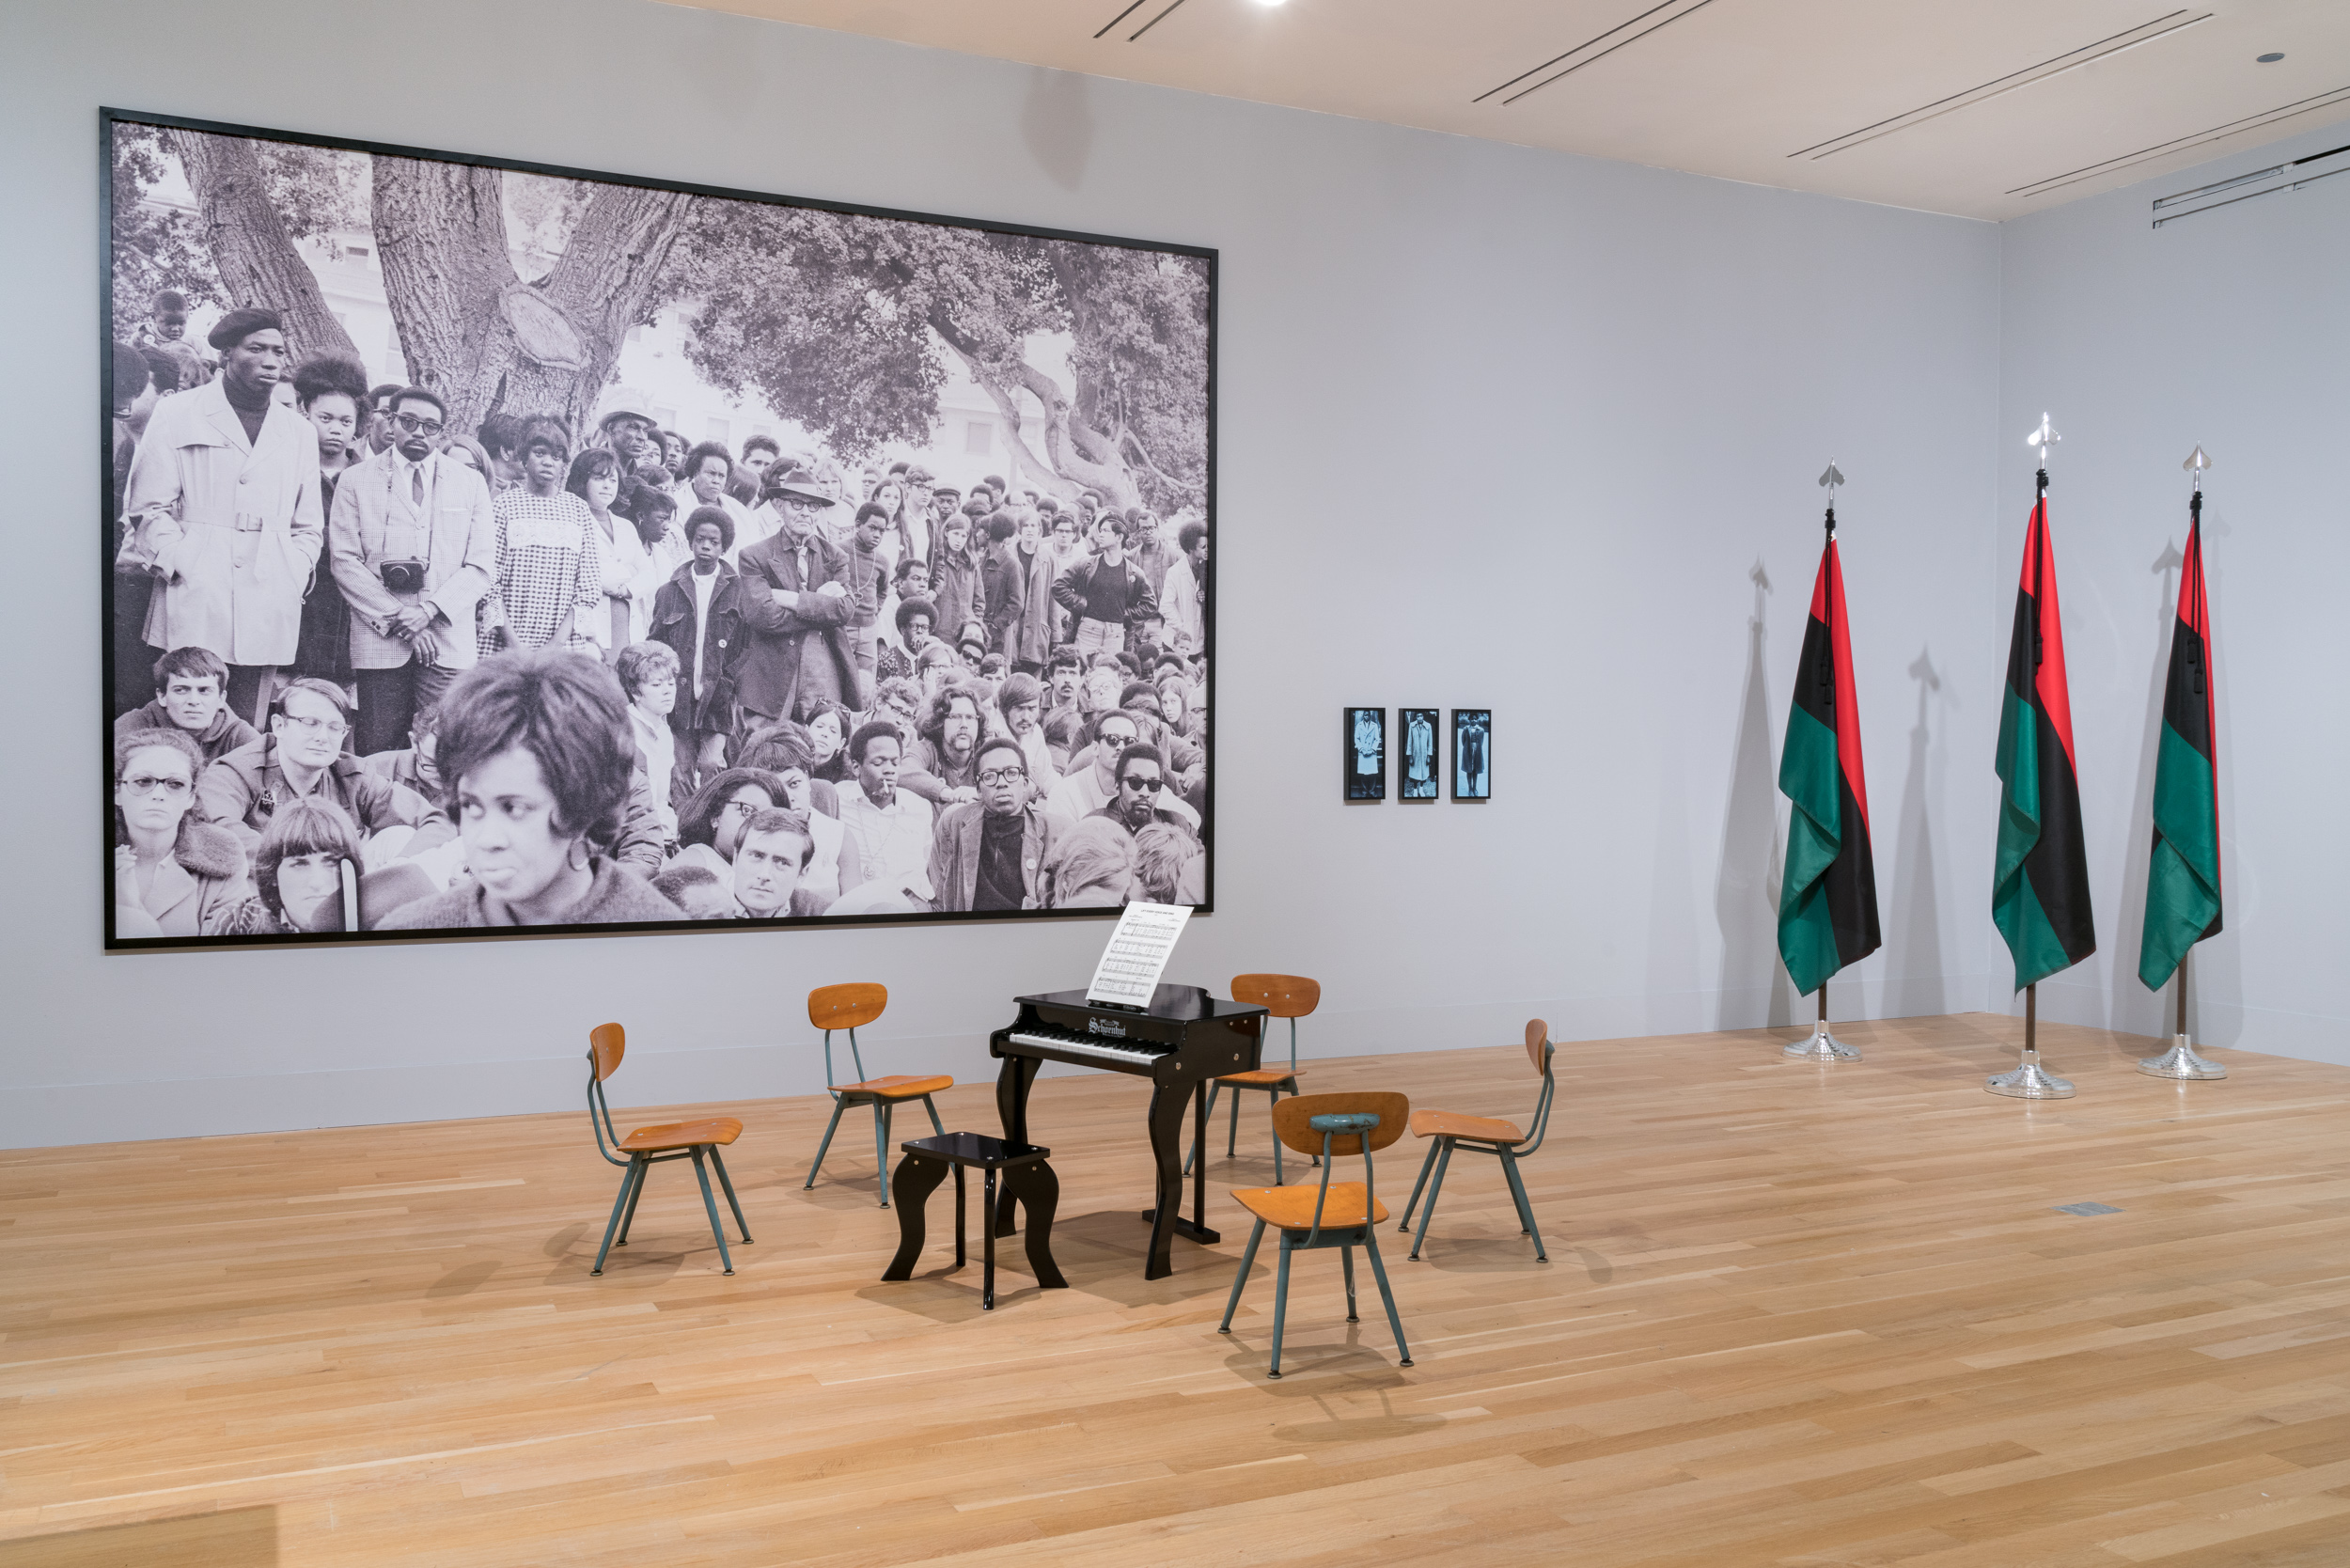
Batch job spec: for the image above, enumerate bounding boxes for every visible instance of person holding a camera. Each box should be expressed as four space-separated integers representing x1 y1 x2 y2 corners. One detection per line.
327 385 497 757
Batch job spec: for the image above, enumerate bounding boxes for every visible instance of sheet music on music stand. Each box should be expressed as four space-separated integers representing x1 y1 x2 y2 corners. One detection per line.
1085 902 1193 1010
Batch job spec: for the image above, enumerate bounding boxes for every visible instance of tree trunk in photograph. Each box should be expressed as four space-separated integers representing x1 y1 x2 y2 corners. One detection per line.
167 129 362 368
370 158 695 437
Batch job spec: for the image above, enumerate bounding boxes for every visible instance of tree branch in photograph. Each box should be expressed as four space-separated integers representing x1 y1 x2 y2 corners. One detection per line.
166 128 360 366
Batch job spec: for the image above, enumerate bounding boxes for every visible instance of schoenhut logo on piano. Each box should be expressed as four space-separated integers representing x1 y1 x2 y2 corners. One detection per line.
1088 1018 1129 1038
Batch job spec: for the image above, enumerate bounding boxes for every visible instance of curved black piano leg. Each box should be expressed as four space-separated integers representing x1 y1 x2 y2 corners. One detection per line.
1141 1080 1189 1279
993 1054 1037 1238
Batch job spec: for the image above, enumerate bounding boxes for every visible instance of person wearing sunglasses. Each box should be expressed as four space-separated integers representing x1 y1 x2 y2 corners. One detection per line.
927 735 1066 913
1089 744 1195 842
327 385 497 756
113 729 253 939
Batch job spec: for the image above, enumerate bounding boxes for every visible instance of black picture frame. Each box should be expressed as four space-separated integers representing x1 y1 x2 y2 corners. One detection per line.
1344 707 1386 802
100 107 1217 949
1450 710 1492 802
1397 708 1440 801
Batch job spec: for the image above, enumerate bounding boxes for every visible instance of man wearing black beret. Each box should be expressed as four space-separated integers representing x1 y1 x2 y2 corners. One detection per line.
119 307 324 729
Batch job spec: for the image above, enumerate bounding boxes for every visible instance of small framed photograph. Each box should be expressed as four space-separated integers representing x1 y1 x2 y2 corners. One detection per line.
1344 707 1387 801
1451 710 1492 801
1399 709 1441 801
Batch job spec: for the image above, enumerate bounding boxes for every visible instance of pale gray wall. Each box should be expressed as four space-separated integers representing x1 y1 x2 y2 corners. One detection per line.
1 0 2001 1147
1997 124 2350 1065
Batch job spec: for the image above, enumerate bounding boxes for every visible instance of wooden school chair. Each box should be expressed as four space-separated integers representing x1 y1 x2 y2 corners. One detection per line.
586 1023 751 1277
1397 1019 1559 1262
1218 1091 1414 1379
1186 973 1320 1183
803 982 950 1207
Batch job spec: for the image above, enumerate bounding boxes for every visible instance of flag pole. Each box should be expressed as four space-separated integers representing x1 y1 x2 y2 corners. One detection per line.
1783 462 1862 1062
2140 447 2228 1081
1988 427 2076 1100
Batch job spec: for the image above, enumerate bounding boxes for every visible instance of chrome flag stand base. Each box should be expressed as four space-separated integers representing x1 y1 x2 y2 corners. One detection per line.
1784 1021 1861 1060
1987 1049 2075 1100
2138 1035 2227 1080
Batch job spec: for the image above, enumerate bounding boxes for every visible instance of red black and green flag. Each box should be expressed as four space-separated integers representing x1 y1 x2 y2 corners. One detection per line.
1994 489 2096 989
1777 532 1879 995
2138 497 2221 989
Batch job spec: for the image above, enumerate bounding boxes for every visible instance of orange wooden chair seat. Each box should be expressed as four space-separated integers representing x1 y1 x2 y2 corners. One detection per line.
618 1116 744 1153
1216 1066 1307 1089
827 1074 953 1101
1409 1108 1521 1144
1231 1181 1388 1231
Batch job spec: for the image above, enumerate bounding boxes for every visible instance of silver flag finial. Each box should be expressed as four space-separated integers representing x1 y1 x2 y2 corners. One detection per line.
2024 413 2060 463
1818 462 1845 493
2182 446 2211 473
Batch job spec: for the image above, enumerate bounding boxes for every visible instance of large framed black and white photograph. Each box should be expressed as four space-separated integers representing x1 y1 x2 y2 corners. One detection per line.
1451 709 1491 802
102 109 1215 947
1398 708 1439 801
1344 707 1386 802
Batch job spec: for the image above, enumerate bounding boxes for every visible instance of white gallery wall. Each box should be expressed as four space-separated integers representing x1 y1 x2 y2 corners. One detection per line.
1998 123 2350 1066
5 0 2008 1147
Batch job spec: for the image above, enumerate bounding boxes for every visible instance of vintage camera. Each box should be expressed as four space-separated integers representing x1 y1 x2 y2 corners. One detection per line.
379 558 427 594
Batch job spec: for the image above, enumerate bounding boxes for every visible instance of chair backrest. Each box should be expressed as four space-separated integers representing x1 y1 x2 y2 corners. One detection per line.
809 982 886 1031
1518 1019 1559 1155
1273 1091 1408 1157
589 1022 626 1081
586 1024 629 1167
1232 973 1319 1019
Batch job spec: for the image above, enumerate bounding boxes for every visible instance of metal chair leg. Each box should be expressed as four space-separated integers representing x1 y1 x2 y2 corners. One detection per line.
1501 1152 1547 1262
874 1100 893 1208
709 1147 752 1243
1219 1217 1266 1332
592 1158 641 1276
922 1093 945 1137
1363 1232 1412 1365
1184 1081 1223 1175
616 1153 649 1245
1268 1232 1295 1378
806 1096 852 1189
1342 1242 1358 1322
1410 1140 1456 1261
1399 1139 1439 1233
1269 1089 1285 1184
690 1148 734 1275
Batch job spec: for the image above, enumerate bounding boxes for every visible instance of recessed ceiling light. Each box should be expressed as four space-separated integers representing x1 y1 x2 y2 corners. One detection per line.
2258 52 2285 63
1252 0 1289 8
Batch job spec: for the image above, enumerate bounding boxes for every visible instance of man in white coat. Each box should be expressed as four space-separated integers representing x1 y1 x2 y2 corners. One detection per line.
328 386 498 756
120 308 324 729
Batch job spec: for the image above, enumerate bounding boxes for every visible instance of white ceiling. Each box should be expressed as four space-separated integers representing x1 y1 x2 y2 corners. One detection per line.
658 0 2350 220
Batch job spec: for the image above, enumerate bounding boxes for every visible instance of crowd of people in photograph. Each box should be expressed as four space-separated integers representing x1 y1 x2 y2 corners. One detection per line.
108 301 1212 936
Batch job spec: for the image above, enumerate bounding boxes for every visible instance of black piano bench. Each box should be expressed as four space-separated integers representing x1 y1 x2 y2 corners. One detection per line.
882 1132 1069 1309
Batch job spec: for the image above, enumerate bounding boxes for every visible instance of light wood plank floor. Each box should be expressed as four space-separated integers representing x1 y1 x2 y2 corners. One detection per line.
6 1012 2350 1567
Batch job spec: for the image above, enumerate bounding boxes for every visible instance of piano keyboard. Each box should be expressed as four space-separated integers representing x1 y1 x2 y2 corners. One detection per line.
1007 1025 1170 1070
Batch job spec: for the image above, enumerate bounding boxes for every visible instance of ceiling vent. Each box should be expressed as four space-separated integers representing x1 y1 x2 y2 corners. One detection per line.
2148 139 2350 227
1476 0 1726 106
2010 85 2350 200
1789 11 2211 162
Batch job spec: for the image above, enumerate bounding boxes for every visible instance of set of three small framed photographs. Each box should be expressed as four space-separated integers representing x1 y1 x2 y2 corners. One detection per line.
1345 709 1490 802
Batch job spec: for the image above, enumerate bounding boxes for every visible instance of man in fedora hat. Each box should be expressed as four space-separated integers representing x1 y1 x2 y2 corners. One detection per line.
731 467 858 727
595 406 659 476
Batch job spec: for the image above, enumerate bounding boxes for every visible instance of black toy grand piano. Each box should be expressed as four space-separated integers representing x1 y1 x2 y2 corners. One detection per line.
991 983 1269 1279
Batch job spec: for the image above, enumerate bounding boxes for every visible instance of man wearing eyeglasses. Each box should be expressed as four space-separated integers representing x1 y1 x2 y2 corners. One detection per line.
120 306 325 731
196 678 439 855
928 736 1065 912
327 386 497 756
